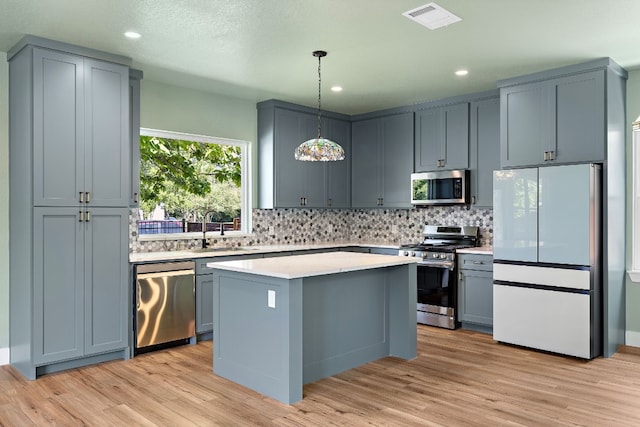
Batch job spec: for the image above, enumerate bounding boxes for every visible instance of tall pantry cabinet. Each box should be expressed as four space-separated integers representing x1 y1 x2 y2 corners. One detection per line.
8 37 132 379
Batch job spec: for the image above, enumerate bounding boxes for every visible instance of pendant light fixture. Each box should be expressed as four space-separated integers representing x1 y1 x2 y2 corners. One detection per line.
294 50 345 161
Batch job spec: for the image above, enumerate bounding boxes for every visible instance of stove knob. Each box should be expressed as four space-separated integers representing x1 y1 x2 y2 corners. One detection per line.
439 253 446 259
403 251 409 256
432 253 438 258
410 251 416 257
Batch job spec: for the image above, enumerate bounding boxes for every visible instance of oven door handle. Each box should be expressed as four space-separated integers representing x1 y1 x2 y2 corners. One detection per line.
417 261 455 270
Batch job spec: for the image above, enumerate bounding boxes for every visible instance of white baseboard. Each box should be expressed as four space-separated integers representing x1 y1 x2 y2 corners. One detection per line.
0 347 8 366
626 331 640 348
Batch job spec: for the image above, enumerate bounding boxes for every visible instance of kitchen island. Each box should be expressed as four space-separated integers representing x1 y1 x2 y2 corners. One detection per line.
206 251 417 404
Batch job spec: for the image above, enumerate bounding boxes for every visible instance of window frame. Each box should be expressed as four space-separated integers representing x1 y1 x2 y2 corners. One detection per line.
137 127 252 239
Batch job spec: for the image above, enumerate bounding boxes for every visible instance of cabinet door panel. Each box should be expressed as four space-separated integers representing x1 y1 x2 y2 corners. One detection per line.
459 269 493 326
33 208 84 364
442 103 469 170
325 118 351 208
550 70 605 163
351 119 381 207
538 164 592 265
85 208 129 354
381 113 413 207
33 49 84 207
274 108 305 207
196 274 214 334
414 108 442 171
299 114 326 207
470 98 500 207
84 59 130 207
500 82 547 167
493 168 538 262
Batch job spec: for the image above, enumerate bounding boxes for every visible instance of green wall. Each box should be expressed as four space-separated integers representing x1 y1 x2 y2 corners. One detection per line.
626 70 640 346
0 53 8 360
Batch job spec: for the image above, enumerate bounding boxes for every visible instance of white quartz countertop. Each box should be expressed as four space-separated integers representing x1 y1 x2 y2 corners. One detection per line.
206 251 418 279
456 246 493 255
129 243 400 263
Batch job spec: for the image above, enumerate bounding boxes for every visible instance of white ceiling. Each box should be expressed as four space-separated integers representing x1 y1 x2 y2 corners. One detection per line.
1 0 640 115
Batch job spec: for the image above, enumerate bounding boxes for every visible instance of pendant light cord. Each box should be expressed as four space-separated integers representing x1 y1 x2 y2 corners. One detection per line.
316 54 322 139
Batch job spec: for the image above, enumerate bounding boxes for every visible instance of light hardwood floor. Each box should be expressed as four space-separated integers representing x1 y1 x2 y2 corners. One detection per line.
2 326 640 426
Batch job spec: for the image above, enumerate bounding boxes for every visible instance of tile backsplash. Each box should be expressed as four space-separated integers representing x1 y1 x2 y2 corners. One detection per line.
130 206 492 253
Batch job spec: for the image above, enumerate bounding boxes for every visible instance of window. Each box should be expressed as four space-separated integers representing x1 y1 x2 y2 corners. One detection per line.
137 128 251 237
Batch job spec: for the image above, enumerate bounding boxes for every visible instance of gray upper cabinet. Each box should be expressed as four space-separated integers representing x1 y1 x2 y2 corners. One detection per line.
351 112 413 208
414 102 469 171
8 36 132 379
258 100 351 209
500 68 605 167
469 96 500 208
129 69 143 207
32 48 130 207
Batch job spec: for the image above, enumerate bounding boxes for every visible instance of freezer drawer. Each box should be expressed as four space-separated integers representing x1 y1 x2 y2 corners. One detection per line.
136 263 195 349
493 284 592 358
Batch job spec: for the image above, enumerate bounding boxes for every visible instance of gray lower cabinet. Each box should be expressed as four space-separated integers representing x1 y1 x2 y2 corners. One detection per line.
469 96 500 208
414 102 469 171
257 100 351 208
499 67 608 167
32 207 129 366
194 254 263 335
351 112 413 208
457 254 493 331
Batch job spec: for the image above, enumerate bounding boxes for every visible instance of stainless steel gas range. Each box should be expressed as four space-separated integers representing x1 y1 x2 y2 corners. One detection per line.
399 225 479 329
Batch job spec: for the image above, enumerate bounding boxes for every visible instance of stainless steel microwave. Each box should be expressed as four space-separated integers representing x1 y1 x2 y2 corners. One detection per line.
411 170 470 205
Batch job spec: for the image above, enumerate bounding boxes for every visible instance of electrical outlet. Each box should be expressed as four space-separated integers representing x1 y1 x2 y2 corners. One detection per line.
268 289 276 308
392 225 398 234
268 225 275 235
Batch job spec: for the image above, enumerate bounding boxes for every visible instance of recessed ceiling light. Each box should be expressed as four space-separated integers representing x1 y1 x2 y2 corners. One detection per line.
124 31 141 39
331 86 343 93
455 69 469 76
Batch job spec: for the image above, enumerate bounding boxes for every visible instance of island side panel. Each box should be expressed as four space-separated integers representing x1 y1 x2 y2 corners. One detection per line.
388 263 417 359
302 269 389 384
212 271 303 404
302 264 417 384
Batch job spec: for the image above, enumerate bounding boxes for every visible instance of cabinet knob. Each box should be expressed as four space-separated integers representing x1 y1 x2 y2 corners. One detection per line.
79 192 85 203
79 211 84 222
548 150 555 161
133 192 138 203
327 198 332 207
85 192 91 203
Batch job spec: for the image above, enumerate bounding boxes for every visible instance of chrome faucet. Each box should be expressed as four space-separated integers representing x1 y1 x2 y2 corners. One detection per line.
202 210 218 249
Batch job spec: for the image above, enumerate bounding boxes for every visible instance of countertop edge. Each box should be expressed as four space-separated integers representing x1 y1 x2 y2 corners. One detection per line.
206 252 418 280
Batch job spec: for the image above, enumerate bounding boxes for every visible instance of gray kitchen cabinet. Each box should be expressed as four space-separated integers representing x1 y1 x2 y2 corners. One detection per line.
499 68 606 167
258 100 351 209
469 96 500 208
195 254 263 335
129 69 143 207
33 207 129 364
351 112 413 208
457 254 493 332
32 48 130 207
414 102 469 171
195 274 214 334
9 36 132 379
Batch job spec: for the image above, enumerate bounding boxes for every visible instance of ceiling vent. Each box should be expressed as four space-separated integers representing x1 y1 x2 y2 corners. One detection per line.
402 3 462 30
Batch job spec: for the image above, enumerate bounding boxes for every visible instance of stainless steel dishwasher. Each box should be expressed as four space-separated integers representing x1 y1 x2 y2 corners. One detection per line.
135 261 195 351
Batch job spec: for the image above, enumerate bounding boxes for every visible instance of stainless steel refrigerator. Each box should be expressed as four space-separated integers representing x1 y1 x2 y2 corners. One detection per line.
492 163 601 359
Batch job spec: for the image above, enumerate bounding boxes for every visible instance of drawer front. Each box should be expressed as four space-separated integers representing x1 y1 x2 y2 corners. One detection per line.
458 254 493 271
